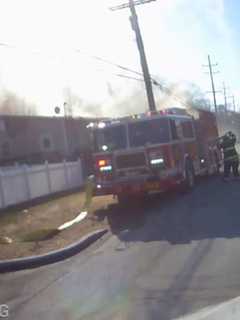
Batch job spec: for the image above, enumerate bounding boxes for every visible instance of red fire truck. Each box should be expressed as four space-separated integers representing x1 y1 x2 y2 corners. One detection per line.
89 108 220 203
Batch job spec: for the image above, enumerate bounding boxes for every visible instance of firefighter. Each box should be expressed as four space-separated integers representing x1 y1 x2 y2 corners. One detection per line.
218 131 239 181
213 145 221 174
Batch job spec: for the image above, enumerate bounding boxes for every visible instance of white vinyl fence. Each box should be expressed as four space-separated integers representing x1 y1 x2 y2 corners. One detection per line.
0 159 84 209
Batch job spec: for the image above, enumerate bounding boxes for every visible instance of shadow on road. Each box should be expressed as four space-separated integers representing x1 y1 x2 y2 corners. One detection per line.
94 176 240 245
94 197 151 234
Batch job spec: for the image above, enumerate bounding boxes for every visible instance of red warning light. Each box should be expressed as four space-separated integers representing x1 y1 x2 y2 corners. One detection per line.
98 159 107 167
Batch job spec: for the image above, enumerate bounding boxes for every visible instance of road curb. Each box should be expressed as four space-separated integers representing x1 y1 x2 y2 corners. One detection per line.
0 229 108 273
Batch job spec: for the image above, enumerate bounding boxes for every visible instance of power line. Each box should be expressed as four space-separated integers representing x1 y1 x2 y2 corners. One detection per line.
114 73 145 82
110 0 156 11
75 49 189 106
0 42 42 56
75 49 143 77
70 48 204 109
0 42 14 48
0 40 145 78
0 40 189 107
95 67 146 82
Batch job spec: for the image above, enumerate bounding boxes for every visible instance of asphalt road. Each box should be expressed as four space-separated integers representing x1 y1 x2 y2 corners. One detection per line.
1 176 240 320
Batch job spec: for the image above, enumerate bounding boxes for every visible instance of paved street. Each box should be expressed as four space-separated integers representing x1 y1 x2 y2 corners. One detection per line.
1 176 240 320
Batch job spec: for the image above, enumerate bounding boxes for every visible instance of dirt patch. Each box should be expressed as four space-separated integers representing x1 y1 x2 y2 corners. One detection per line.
0 191 116 260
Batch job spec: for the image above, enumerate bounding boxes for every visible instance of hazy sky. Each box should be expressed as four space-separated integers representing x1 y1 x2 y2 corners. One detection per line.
0 0 239 117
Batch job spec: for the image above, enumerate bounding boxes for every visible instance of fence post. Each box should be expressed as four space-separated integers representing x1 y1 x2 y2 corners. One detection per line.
63 159 69 189
0 170 5 208
23 165 31 200
45 161 52 193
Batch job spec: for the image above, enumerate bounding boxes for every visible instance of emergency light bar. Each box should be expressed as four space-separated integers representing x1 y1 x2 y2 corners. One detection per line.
86 108 190 129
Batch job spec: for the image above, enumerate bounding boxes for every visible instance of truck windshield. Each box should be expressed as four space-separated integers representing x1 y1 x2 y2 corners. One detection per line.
93 125 127 152
129 118 170 147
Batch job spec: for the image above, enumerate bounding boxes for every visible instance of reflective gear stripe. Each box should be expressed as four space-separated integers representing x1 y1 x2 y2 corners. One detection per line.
224 155 239 162
224 146 236 151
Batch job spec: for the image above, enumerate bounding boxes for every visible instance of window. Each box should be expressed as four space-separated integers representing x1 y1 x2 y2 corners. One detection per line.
40 135 53 151
170 119 179 140
175 120 183 139
94 125 127 152
43 137 51 149
129 118 170 147
182 121 194 138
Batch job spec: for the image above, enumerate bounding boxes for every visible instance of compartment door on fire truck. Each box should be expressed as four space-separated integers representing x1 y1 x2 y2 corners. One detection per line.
169 118 183 176
181 119 199 173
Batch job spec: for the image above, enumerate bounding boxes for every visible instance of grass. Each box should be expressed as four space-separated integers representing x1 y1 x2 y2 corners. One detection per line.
0 190 115 260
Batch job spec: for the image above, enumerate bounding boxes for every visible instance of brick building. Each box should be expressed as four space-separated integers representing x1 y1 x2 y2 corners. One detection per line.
0 115 92 165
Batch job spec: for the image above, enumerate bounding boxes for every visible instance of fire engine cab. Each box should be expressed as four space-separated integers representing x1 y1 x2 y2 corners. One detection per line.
89 108 219 203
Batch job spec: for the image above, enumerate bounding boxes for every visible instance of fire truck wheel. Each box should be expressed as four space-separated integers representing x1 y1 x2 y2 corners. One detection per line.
184 161 195 190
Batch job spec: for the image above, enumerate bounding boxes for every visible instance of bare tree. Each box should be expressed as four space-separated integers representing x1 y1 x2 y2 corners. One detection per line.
183 83 210 110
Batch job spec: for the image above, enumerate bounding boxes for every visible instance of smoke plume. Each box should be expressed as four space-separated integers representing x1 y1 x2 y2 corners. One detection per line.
62 81 210 119
63 87 103 118
0 90 37 116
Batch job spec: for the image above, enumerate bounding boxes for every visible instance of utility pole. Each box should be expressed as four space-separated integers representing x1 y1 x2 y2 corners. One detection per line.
228 95 236 112
232 95 236 112
222 82 228 112
55 105 70 158
203 55 219 113
110 0 157 112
